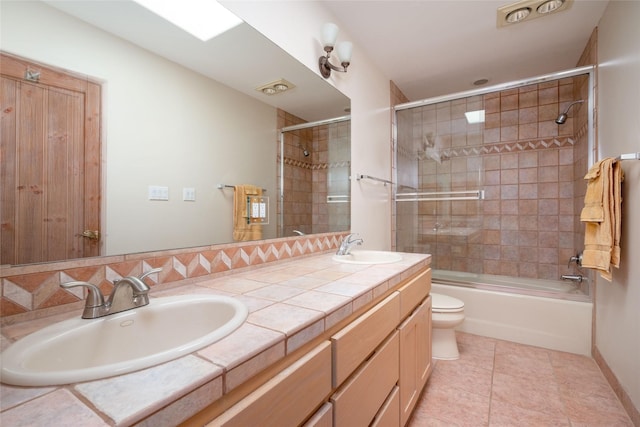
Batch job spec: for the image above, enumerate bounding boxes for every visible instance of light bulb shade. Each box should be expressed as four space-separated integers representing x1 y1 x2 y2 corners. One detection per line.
321 22 339 47
336 41 353 64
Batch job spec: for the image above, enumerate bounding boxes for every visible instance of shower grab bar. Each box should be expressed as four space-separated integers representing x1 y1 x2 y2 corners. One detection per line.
395 190 485 202
616 152 639 161
356 174 394 186
217 184 267 192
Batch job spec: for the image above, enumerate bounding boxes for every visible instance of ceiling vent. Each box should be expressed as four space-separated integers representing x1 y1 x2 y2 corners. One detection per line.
497 0 573 27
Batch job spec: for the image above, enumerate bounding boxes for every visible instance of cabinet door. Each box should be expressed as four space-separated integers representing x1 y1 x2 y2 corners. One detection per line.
418 296 432 391
398 297 431 426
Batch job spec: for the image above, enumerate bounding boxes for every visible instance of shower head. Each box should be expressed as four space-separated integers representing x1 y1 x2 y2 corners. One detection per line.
300 144 310 157
555 100 584 125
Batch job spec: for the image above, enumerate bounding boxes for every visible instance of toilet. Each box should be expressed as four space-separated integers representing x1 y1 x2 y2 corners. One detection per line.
431 292 465 360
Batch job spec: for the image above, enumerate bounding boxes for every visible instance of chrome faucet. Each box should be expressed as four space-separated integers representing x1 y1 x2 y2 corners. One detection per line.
61 268 162 319
336 233 363 255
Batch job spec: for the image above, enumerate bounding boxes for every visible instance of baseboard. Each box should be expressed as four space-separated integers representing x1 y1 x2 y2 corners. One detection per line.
593 346 640 426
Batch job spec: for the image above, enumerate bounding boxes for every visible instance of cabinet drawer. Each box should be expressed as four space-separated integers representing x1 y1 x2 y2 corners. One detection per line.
210 341 331 427
371 386 400 427
398 268 431 320
302 402 332 427
331 331 399 427
331 292 400 387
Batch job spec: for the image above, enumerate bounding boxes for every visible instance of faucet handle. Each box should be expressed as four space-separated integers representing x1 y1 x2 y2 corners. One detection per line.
60 281 105 308
139 267 162 282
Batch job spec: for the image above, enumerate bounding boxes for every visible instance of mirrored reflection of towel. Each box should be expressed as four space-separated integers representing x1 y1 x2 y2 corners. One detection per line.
233 185 263 241
580 158 624 281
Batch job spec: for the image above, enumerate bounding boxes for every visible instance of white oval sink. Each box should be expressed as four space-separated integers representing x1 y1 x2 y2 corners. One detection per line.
332 250 402 265
0 294 247 386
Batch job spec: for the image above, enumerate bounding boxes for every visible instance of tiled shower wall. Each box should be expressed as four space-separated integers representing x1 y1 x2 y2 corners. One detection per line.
278 109 350 238
396 76 590 281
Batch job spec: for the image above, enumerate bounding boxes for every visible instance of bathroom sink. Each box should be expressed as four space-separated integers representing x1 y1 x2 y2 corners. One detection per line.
0 294 248 386
332 250 402 265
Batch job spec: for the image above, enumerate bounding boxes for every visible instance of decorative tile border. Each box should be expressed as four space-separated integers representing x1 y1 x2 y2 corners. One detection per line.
281 156 350 170
399 136 576 161
0 232 348 323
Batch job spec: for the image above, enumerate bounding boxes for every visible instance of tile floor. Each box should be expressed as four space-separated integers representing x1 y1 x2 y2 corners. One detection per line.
408 332 633 426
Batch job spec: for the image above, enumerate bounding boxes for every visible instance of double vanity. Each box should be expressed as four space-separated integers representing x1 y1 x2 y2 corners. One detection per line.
1 249 432 426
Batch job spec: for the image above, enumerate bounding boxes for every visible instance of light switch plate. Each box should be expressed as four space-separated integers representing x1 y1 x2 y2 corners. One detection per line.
183 187 196 201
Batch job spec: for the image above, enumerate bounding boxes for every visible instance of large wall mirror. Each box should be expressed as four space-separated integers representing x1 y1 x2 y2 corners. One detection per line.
1 0 350 266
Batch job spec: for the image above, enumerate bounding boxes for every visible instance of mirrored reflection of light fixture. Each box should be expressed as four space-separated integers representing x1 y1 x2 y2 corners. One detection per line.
465 110 486 124
318 23 353 79
255 79 295 96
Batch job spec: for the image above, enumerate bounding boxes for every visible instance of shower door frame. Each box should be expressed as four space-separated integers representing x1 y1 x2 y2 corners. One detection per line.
278 115 351 237
392 65 595 283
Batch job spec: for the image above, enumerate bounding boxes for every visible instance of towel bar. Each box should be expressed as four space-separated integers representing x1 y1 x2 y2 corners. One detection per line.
615 152 640 161
217 184 267 192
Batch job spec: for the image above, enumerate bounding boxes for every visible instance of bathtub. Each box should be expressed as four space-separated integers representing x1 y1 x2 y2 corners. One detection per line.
431 270 593 356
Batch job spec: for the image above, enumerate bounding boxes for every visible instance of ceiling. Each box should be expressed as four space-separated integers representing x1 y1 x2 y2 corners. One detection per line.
42 0 350 122
322 0 609 101
43 0 609 116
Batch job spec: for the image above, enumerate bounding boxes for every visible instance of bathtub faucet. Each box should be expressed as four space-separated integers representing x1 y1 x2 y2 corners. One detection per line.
561 274 583 283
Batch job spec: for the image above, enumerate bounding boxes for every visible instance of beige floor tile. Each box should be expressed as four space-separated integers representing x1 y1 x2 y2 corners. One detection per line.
408 332 633 427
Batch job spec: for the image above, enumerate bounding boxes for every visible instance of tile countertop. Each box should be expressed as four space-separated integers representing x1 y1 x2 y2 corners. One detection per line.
0 251 430 427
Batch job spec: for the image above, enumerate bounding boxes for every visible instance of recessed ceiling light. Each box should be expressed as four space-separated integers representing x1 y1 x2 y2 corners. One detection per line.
506 7 531 23
133 0 242 41
497 0 573 27
537 0 564 14
473 78 490 86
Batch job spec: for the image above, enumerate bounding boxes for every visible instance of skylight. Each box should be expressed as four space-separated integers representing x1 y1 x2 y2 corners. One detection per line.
133 0 242 42
465 110 485 124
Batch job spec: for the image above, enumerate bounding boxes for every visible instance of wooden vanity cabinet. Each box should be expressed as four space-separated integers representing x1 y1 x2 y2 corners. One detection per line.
205 267 432 427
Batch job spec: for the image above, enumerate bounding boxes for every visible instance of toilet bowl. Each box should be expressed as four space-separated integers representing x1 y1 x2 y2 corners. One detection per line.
431 293 465 360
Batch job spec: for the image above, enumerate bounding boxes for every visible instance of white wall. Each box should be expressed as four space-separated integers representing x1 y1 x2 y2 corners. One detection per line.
223 1 394 250
596 0 640 412
1 1 278 255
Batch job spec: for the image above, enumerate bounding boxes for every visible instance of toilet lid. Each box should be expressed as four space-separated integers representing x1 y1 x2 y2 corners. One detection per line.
431 293 464 311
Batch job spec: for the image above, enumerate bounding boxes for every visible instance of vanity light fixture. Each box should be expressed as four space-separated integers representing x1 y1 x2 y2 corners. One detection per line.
255 79 295 96
497 0 573 27
318 23 353 79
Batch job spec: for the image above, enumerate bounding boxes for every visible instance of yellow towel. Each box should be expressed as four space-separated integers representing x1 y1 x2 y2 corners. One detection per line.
233 185 263 241
580 158 624 281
